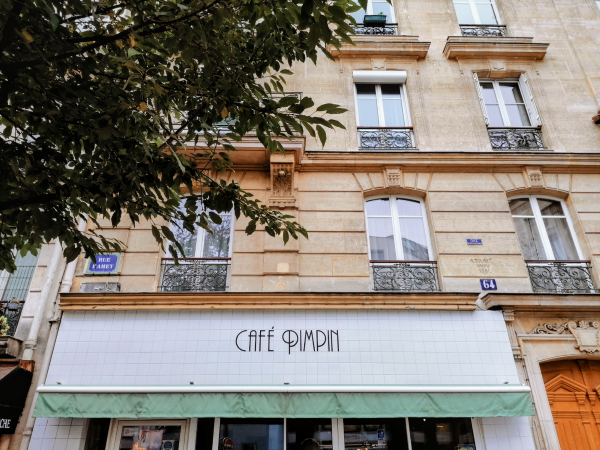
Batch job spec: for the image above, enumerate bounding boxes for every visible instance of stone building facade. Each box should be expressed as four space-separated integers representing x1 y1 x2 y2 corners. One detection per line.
4 1 600 450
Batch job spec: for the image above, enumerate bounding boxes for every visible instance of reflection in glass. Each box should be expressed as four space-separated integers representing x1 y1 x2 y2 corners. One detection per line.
543 218 579 260
170 202 198 257
366 199 392 216
396 198 423 216
480 83 503 126
509 198 534 216
399 218 429 261
287 420 332 450
499 83 530 127
512 217 546 260
475 2 497 23
408 418 475 450
219 420 284 450
202 215 232 258
119 426 181 450
356 84 380 127
343 419 408 450
381 85 404 127
452 2 475 23
371 0 393 19
368 218 397 260
538 199 564 216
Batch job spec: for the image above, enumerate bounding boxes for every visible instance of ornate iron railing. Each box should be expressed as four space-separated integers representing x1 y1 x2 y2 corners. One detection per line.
488 127 544 150
525 261 596 294
159 258 230 292
354 23 398 35
460 24 507 37
371 261 439 292
0 301 23 337
358 127 416 150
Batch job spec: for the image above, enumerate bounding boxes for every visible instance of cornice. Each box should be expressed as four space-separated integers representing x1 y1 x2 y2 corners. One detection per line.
443 36 549 60
328 36 430 59
59 291 479 311
478 292 600 313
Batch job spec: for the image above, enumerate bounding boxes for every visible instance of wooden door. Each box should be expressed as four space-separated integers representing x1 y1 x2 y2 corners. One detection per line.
541 359 600 450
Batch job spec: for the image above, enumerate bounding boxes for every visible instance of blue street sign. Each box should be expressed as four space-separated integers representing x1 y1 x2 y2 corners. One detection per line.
86 254 121 275
467 239 482 245
480 279 497 290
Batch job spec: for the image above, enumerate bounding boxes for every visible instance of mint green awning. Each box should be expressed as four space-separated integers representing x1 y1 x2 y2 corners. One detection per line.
34 389 534 418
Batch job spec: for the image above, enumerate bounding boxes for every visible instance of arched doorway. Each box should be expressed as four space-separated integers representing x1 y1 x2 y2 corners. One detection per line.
541 359 600 450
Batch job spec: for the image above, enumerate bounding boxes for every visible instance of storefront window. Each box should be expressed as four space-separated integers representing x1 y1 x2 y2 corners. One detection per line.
219 419 284 450
287 419 333 450
408 418 476 450
119 425 182 450
342 419 409 450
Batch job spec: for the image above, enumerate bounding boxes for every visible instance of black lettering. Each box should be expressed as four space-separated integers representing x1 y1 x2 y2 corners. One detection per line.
268 327 274 352
259 330 265 351
235 330 247 352
316 330 327 351
304 330 315 351
331 330 339 352
248 330 257 352
282 330 299 354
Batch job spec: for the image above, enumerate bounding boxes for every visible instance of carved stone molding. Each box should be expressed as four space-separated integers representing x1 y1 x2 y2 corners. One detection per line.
525 166 544 187
269 156 296 209
385 167 402 187
530 320 600 354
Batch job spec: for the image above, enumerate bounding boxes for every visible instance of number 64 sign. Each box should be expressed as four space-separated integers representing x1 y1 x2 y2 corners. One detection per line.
480 279 497 290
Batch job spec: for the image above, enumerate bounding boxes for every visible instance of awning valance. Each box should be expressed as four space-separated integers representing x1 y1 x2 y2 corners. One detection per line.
34 385 534 418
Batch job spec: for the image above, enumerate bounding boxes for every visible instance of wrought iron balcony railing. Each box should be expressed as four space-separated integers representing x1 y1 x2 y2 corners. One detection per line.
371 261 439 292
354 23 398 35
358 127 416 150
525 260 596 294
488 127 544 150
460 24 507 37
159 258 230 292
0 301 23 337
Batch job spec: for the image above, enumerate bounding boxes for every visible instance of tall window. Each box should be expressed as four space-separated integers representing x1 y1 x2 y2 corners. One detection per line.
474 75 541 127
355 84 408 128
350 0 395 23
509 196 582 260
365 197 432 261
170 200 234 258
453 0 500 24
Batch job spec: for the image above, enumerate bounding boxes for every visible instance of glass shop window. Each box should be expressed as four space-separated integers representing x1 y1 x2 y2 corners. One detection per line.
287 419 333 450
408 418 476 450
219 419 284 450
119 425 182 450
342 419 409 450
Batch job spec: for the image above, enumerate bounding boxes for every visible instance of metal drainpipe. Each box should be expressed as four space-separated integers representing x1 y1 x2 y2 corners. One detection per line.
19 218 87 450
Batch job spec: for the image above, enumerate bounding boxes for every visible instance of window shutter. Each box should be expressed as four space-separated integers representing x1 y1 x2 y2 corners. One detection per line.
473 73 489 126
518 73 542 127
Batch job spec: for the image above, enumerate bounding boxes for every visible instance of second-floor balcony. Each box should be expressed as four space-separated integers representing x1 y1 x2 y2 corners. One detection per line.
371 260 440 292
525 260 596 294
460 24 507 37
159 258 230 292
354 23 398 35
1 264 36 337
488 127 545 151
358 127 416 150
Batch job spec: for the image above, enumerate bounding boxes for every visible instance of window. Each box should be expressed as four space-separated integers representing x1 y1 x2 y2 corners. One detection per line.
170 200 234 258
0 252 39 337
474 75 541 127
453 0 500 24
355 84 409 128
408 418 476 450
106 420 188 450
365 197 432 261
509 196 582 260
350 0 395 23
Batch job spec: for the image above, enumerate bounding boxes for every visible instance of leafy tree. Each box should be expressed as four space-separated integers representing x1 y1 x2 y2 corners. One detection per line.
0 0 361 272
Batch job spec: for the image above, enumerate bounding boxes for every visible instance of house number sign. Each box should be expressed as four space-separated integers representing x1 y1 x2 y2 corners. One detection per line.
235 328 340 354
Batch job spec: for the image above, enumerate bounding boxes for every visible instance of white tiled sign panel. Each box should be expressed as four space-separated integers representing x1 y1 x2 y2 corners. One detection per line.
46 309 519 386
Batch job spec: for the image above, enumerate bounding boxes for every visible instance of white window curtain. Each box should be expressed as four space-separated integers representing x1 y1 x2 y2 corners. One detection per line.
509 196 582 261
365 197 432 261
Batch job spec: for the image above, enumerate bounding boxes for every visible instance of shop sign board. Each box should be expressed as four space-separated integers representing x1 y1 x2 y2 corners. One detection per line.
85 253 121 275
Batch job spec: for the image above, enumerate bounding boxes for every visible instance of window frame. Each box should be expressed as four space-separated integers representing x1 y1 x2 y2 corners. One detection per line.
363 195 434 262
452 0 501 25
106 419 191 450
479 79 532 128
509 195 585 261
353 84 412 128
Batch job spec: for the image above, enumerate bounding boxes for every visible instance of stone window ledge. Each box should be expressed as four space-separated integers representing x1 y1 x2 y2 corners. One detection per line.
443 36 549 60
328 36 430 59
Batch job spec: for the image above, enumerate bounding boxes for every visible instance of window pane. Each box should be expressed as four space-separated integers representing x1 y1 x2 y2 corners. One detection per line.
396 198 422 216
356 84 377 95
201 214 232 257
480 83 498 104
509 198 534 216
371 1 393 19
119 425 182 450
343 419 409 450
368 218 397 260
366 198 392 216
512 218 547 260
504 104 531 127
543 218 579 260
382 99 405 127
399 218 430 261
476 3 498 23
408 418 475 450
356 85 380 127
171 209 198 258
499 84 524 104
538 199 565 216
486 104 504 126
381 85 401 96
286 419 332 450
453 3 475 23
220 419 284 450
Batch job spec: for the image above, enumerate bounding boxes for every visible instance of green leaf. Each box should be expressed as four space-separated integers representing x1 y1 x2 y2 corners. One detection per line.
316 125 327 147
208 211 223 224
